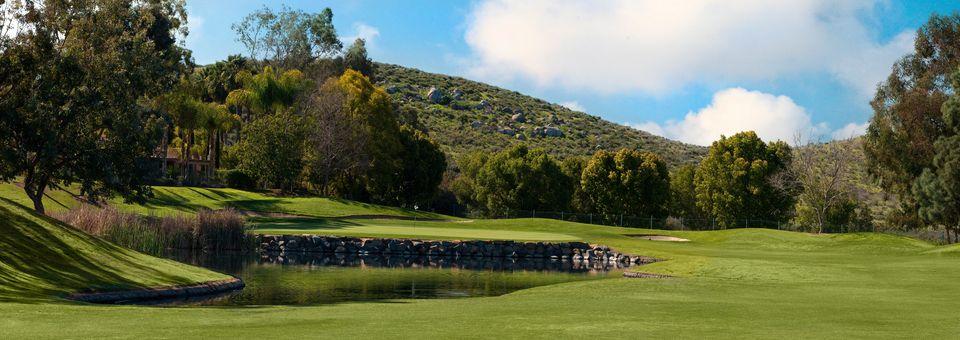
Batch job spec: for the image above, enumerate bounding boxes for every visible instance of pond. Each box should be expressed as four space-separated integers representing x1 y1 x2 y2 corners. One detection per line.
156 251 625 306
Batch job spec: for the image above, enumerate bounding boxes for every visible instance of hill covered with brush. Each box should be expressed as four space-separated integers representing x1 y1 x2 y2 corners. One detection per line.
375 63 706 166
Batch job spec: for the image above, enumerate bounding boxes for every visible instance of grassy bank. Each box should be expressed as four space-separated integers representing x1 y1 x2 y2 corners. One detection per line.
0 198 228 302
0 182 447 218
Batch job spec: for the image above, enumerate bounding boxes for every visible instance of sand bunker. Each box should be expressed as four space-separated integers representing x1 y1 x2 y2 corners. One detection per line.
631 235 690 242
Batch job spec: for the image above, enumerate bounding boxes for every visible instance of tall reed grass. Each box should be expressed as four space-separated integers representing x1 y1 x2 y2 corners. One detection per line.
51 206 254 255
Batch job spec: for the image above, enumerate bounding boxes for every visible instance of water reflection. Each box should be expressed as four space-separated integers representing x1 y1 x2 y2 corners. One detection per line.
158 251 622 306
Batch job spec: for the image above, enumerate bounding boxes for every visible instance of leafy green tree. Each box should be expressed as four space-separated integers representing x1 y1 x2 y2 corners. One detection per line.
670 164 706 220
195 55 250 103
226 66 310 120
694 131 794 228
464 145 571 216
581 149 670 218
913 69 960 243
232 6 341 70
336 69 404 202
344 38 375 80
235 112 307 191
561 156 591 213
864 14 960 225
0 0 189 213
394 126 447 206
450 151 489 213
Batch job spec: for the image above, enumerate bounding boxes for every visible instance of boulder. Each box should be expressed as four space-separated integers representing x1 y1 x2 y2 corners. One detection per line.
451 89 464 99
511 112 526 123
426 87 445 104
497 127 515 136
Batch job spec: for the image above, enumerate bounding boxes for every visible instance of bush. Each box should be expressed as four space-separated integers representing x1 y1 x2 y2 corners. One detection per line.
218 169 256 190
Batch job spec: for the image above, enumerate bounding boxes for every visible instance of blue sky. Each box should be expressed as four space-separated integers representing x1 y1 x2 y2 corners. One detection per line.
185 0 960 145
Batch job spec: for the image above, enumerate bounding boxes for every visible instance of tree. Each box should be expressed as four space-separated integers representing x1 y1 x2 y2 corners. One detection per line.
0 0 189 213
301 79 367 196
336 69 403 203
463 145 571 216
864 14 960 225
670 164 706 220
775 135 857 234
581 149 670 218
394 126 447 206
232 6 341 70
561 156 591 213
344 38 375 80
235 112 307 191
694 132 794 228
226 66 310 120
913 69 960 243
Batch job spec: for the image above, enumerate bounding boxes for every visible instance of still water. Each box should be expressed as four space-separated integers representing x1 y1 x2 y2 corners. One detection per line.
158 251 624 306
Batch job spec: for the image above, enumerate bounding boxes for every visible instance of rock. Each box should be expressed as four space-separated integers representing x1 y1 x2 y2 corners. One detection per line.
476 100 490 109
426 87 445 104
515 133 526 141
511 112 526 123
470 120 483 129
497 127 515 136
385 85 399 94
543 126 563 137
451 89 464 99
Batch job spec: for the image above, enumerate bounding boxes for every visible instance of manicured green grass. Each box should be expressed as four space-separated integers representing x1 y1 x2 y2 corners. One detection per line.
0 198 228 302
0 182 446 219
3 185 960 338
251 217 580 241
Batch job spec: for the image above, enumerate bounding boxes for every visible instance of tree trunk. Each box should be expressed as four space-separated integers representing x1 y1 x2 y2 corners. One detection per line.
23 174 48 214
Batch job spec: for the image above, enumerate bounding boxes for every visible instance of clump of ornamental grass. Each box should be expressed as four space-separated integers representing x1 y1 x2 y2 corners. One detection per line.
51 205 253 255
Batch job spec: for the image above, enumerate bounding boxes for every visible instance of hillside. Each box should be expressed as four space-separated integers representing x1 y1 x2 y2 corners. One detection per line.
0 198 227 301
375 63 707 166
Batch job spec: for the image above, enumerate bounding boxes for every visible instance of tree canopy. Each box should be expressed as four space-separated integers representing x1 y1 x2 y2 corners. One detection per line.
0 0 190 213
232 5 341 70
913 68 960 242
581 149 670 218
864 13 960 225
694 131 794 228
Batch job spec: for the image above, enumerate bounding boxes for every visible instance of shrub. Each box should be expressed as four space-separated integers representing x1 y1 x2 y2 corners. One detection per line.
218 169 257 190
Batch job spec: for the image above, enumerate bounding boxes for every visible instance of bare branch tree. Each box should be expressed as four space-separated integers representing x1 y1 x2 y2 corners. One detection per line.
301 81 368 195
774 132 853 233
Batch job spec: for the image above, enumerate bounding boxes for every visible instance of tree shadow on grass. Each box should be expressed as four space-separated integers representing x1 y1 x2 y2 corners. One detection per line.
0 199 201 302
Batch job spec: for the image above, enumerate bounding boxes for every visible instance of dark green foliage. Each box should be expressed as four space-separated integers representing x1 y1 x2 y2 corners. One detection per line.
217 169 256 190
912 69 960 242
344 38 375 80
455 145 572 216
694 132 794 228
236 112 308 191
375 63 706 166
581 149 670 217
864 13 960 225
394 126 447 206
0 0 189 213
194 55 251 103
560 156 591 213
670 164 706 219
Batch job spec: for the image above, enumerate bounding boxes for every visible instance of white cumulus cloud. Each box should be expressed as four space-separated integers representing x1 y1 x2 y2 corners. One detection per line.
560 101 585 112
343 22 380 45
464 0 913 96
831 122 869 140
630 88 829 146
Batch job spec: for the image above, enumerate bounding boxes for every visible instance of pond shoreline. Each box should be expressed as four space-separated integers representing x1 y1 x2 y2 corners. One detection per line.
67 277 245 304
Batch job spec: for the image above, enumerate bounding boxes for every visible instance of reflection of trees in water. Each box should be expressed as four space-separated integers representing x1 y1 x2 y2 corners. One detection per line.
154 250 621 307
